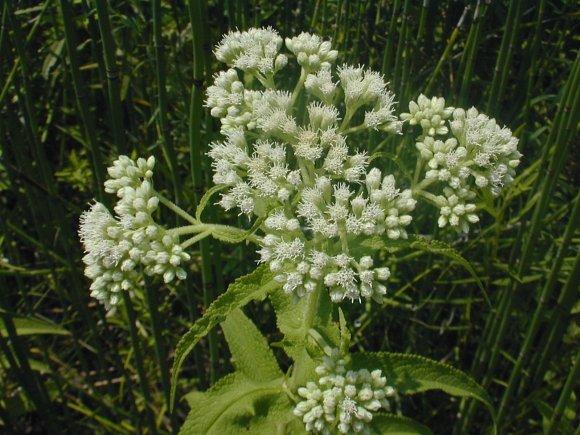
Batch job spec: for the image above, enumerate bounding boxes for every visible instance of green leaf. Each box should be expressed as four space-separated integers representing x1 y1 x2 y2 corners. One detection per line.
170 265 280 410
180 372 286 435
352 352 496 424
196 185 226 221
269 288 340 386
0 317 70 337
338 308 351 354
221 309 282 382
370 413 433 434
210 218 263 244
0 355 52 374
407 236 486 298
210 226 250 244
359 235 488 304
270 289 339 360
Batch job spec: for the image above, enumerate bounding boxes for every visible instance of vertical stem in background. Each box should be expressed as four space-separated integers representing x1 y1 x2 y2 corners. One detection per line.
187 0 218 384
423 6 468 96
519 0 546 152
399 2 413 105
457 53 580 433
332 0 344 48
121 292 157 434
310 0 322 31
531 250 580 387
547 350 580 435
152 0 180 207
417 0 429 43
144 282 174 431
486 0 523 116
480 53 580 378
392 0 409 95
7 0 113 380
93 0 126 154
496 192 580 426
458 1 487 105
0 316 56 431
381 0 400 77
483 54 579 376
58 0 106 201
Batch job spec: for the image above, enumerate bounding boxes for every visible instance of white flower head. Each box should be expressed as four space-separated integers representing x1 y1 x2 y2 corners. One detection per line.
214 27 284 75
79 157 191 309
285 33 338 72
401 94 454 136
294 348 396 433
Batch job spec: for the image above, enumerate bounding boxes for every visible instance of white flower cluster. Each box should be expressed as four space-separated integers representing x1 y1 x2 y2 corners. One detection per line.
214 26 287 77
450 108 521 195
400 94 453 136
404 96 521 232
79 156 190 308
294 348 396 434
338 65 402 133
206 28 412 304
286 33 338 72
207 27 522 299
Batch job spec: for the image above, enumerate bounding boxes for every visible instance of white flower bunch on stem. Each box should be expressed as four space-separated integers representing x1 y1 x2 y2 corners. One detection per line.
207 28 415 304
79 156 192 308
78 27 522 435
294 347 396 434
205 27 520 305
403 96 522 232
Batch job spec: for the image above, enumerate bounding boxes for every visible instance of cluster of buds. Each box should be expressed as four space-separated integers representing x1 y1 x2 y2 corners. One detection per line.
403 96 521 232
206 28 416 304
400 94 453 136
286 32 338 72
79 157 190 308
294 348 396 434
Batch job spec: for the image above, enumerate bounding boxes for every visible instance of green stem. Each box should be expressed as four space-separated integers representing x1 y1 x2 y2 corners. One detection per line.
424 6 468 95
546 348 580 434
158 194 197 224
289 286 322 390
168 223 262 245
458 1 487 105
414 177 437 192
181 230 212 248
412 157 424 187
93 0 126 153
532 250 580 387
58 0 106 201
459 51 580 433
291 68 307 107
152 0 180 209
144 282 174 431
496 192 579 425
381 0 401 77
485 0 523 115
414 189 440 207
121 291 157 434
187 0 219 385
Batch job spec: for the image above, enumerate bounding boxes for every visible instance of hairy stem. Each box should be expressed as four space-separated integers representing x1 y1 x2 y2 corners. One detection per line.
158 194 197 224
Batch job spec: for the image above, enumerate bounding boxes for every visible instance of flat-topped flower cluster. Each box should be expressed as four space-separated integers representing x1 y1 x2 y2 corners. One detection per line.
207 27 412 304
205 27 521 302
403 95 521 232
